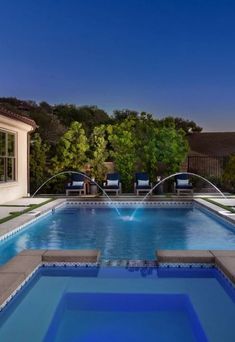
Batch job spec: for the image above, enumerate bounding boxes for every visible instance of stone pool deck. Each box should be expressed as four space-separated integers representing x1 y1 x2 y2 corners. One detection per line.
156 250 235 283
0 249 100 308
0 199 64 239
1 249 235 309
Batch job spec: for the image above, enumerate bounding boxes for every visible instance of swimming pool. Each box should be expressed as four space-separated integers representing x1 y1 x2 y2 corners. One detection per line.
0 266 234 341
1 203 235 264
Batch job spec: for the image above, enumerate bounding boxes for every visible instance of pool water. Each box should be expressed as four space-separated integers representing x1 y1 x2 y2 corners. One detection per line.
1 205 235 263
0 266 235 341
45 293 206 342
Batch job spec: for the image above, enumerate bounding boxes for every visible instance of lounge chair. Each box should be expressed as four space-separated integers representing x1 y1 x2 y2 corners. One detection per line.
175 174 193 196
66 173 86 196
103 173 122 196
134 172 152 196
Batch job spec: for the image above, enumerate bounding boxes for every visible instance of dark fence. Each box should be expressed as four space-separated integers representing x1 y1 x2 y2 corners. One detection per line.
187 156 228 179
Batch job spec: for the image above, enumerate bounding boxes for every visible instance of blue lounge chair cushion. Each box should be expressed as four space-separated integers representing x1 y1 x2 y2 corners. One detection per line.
107 179 119 187
66 183 84 190
137 179 149 186
176 184 193 189
175 174 193 188
103 173 120 189
73 181 84 186
135 172 151 189
66 173 85 190
103 185 120 189
136 184 152 190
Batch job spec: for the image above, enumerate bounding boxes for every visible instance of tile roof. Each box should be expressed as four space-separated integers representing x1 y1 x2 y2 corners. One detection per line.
188 132 235 156
0 107 37 129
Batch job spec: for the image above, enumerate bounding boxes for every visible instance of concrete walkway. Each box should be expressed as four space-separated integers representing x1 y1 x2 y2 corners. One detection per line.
211 198 235 206
0 199 65 238
0 197 52 221
4 197 51 206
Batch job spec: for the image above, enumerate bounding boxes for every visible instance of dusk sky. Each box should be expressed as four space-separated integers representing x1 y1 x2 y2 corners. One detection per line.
0 0 235 131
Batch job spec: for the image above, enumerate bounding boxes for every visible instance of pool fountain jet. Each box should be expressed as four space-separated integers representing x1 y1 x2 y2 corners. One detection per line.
31 171 122 217
130 172 227 221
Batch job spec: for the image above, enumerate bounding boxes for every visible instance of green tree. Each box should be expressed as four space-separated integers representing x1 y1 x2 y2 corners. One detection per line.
90 125 108 182
135 114 158 179
52 121 89 173
53 105 110 134
158 116 202 133
112 109 139 122
222 154 235 192
155 127 189 174
135 115 189 179
107 118 137 191
30 133 49 193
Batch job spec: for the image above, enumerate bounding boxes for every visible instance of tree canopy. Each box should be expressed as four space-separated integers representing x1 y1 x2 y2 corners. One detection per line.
0 97 198 193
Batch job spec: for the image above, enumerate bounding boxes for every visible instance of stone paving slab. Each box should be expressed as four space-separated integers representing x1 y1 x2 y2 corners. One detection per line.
4 198 51 206
214 256 235 283
0 249 100 307
0 273 25 306
210 250 235 257
18 249 48 257
0 255 42 278
0 199 65 238
156 250 215 263
157 249 235 284
0 206 27 219
42 249 100 263
212 199 235 207
194 198 224 212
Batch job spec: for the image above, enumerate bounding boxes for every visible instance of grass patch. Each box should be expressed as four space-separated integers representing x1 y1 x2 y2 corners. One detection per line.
203 198 235 213
0 198 55 224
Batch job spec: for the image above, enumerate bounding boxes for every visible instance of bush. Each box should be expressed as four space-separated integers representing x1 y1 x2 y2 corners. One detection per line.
222 154 235 192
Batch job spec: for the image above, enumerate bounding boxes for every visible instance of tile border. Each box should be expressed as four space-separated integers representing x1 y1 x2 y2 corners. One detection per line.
0 249 100 310
0 201 66 242
1 248 235 313
66 200 194 208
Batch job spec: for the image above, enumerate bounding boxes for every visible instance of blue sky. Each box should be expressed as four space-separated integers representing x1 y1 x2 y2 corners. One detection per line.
0 0 235 131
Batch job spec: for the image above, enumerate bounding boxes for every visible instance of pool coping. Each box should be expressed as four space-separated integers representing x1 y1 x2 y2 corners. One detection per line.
0 199 65 240
0 249 100 310
1 249 235 312
156 249 235 285
194 198 235 225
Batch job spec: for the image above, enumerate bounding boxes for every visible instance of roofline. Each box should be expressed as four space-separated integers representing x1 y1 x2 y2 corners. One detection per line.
0 107 37 130
189 131 235 134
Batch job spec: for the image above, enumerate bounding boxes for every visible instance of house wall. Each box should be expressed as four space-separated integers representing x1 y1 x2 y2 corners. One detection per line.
0 115 33 204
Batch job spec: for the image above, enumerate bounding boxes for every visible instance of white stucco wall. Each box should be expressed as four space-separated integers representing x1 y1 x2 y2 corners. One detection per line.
0 114 34 204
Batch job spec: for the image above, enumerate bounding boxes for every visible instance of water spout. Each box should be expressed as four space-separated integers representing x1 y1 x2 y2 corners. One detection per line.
31 171 122 217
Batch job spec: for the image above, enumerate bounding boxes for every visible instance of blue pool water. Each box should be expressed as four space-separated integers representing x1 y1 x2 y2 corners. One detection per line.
1 205 235 263
0 266 235 341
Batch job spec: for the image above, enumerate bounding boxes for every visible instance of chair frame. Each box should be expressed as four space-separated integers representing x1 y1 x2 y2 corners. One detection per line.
174 175 193 196
66 174 86 196
103 173 122 196
66 187 86 196
134 173 152 196
176 187 193 196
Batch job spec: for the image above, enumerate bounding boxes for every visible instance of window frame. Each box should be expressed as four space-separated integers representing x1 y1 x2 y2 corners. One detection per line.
0 128 17 183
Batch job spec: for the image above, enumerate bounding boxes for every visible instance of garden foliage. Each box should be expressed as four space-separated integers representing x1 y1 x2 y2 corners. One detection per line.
0 97 193 192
